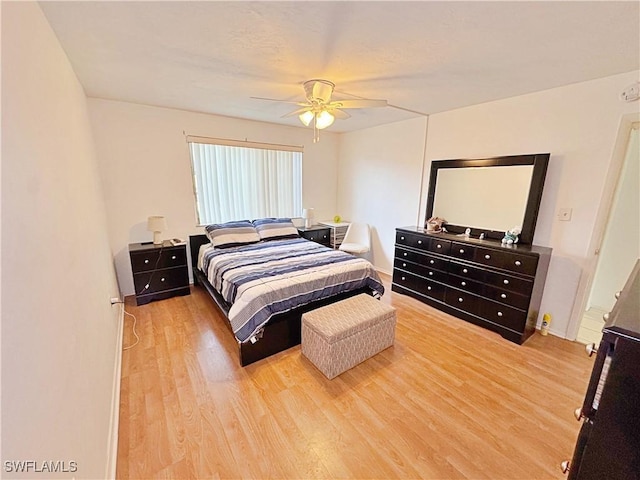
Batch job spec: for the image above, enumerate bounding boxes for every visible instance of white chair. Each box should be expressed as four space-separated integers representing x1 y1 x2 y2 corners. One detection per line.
339 222 370 255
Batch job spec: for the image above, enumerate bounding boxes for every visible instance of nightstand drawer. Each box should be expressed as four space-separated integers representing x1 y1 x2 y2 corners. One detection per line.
130 247 187 273
298 227 331 246
133 266 189 295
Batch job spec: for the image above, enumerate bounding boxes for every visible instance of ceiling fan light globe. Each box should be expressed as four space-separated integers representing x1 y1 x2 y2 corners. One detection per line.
299 110 314 126
315 110 335 129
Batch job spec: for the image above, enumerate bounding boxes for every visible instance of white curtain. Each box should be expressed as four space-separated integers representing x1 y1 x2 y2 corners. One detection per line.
189 141 303 225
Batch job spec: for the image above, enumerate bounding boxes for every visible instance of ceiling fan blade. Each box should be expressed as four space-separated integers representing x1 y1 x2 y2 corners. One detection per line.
250 96 308 106
328 99 388 109
329 108 351 120
281 106 312 118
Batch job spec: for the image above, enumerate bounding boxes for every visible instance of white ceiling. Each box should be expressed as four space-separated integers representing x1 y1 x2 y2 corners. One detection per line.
40 1 639 133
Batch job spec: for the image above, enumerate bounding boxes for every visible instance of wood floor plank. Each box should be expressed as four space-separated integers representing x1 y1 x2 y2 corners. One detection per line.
117 273 592 479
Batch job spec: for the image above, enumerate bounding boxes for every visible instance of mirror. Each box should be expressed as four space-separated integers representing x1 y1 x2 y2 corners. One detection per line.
425 154 549 244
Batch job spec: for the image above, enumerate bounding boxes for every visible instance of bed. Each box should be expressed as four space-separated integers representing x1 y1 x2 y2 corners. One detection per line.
189 233 385 366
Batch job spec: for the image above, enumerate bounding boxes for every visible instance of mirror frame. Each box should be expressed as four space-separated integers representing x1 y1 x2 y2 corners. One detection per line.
425 153 550 245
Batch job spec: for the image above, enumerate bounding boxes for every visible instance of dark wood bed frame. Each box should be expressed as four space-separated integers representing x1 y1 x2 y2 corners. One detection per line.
189 234 370 366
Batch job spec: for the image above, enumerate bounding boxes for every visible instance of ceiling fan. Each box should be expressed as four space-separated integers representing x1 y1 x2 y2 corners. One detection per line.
251 79 388 142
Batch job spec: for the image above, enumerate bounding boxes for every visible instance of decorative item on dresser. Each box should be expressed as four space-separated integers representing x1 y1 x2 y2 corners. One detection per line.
562 260 640 480
392 227 551 344
129 241 190 306
297 224 331 247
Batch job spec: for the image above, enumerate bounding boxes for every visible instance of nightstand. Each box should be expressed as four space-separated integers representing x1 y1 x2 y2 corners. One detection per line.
297 225 331 247
318 221 350 249
129 241 190 305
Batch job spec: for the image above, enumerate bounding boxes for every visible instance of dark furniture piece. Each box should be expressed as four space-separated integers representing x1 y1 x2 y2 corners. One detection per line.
297 225 331 246
563 260 640 480
129 241 190 306
189 234 369 366
391 226 551 344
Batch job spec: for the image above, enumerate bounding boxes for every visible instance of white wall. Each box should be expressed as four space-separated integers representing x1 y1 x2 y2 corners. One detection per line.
1 3 121 478
589 127 639 311
87 99 340 296
336 117 428 273
419 71 640 337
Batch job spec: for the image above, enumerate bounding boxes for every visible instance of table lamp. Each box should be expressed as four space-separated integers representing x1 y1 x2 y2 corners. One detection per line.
147 216 167 245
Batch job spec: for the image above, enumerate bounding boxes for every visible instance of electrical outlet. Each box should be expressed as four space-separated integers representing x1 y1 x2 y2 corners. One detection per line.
110 297 122 305
558 208 572 221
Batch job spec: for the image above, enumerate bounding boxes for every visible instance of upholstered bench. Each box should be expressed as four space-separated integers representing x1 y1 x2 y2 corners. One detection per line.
301 294 396 379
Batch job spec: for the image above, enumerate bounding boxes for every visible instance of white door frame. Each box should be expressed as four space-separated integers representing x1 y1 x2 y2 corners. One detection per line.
565 113 639 340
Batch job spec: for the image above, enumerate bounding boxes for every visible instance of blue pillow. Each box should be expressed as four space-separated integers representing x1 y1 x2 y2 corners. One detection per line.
204 220 261 248
252 218 299 241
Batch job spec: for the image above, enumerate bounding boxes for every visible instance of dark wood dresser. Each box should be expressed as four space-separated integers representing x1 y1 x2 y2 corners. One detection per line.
129 241 190 305
392 226 551 344
562 260 640 479
297 225 331 247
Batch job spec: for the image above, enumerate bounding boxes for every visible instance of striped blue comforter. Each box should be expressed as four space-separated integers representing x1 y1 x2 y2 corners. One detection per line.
199 238 385 343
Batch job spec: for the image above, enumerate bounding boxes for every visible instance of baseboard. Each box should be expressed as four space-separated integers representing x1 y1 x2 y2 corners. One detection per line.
105 304 125 479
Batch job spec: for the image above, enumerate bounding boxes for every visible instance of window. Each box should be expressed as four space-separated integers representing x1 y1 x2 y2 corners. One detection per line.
187 136 303 225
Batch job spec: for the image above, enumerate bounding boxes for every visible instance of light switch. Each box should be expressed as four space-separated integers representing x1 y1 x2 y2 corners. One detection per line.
558 208 572 221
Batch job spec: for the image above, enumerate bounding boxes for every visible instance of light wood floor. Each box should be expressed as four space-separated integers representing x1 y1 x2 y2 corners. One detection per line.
117 274 593 479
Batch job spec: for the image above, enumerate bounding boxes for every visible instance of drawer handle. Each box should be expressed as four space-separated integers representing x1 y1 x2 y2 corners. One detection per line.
403 253 408 257
401 276 406 281
461 281 466 286
418 240 422 244
458 297 464 303
485 254 491 260
459 249 465 254
437 244 442 249
402 263 407 267
585 343 598 357
561 460 570 474
429 260 434 265
603 312 610 321
161 277 165 282
144 259 150 264
401 236 405 240
171 255 176 260
497 311 503 317
503 279 509 285
501 293 507 299
462 268 468 273
515 260 522 266
427 286 432 291
428 272 433 276
615 291 621 299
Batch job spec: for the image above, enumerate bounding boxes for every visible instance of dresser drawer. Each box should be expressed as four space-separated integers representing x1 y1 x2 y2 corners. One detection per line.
484 284 531 310
444 287 484 317
481 300 528 332
133 266 189 295
396 231 451 255
392 269 446 301
448 274 485 296
451 242 476 262
448 260 486 283
483 269 533 295
473 247 537 276
130 247 187 273
395 248 448 271
394 258 448 283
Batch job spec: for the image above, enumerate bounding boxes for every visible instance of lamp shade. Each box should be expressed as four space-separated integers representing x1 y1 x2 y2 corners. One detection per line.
147 216 167 244
299 111 314 127
302 208 314 228
315 110 335 129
